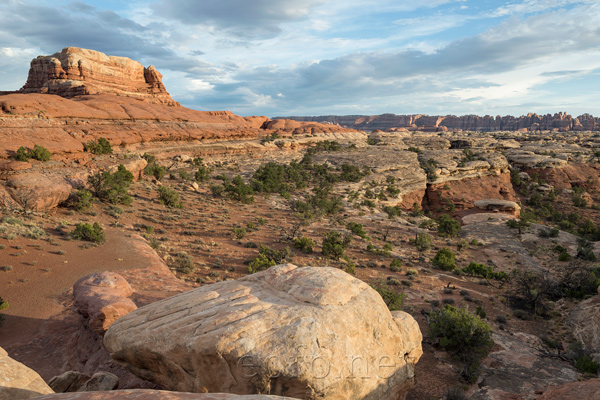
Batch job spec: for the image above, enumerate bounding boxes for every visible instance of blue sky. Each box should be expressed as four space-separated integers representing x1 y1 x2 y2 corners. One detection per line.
0 0 599 117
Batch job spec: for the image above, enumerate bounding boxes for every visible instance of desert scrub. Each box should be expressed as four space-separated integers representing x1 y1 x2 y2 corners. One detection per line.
248 244 292 273
437 214 461 237
371 281 406 311
87 164 133 205
390 258 402 272
145 162 166 181
72 189 94 211
321 230 352 260
14 145 52 162
175 251 195 274
429 305 494 383
294 236 315 253
433 247 456 271
231 227 247 239
71 222 106 243
346 222 369 239
158 186 183 208
85 137 113 155
413 232 432 252
462 262 509 281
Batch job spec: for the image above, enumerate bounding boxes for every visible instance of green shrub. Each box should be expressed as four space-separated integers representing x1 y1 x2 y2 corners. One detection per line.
247 244 291 273
145 162 166 181
414 232 432 252
573 195 587 208
558 252 572 262
157 186 183 208
433 248 456 271
294 236 315 253
322 231 352 259
224 176 254 203
390 258 403 272
232 227 247 239
175 251 195 274
383 205 402 219
86 137 113 155
195 165 212 182
13 145 51 161
461 262 508 281
506 218 531 234
346 222 368 239
576 355 600 375
429 305 494 382
371 282 406 311
73 189 94 211
14 146 29 161
87 164 133 205
71 222 106 243
437 214 461 237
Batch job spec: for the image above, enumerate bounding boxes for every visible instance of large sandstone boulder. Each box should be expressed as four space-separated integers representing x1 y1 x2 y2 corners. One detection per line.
73 272 137 335
104 264 422 400
0 346 54 399
566 296 600 361
30 391 296 400
5 172 71 211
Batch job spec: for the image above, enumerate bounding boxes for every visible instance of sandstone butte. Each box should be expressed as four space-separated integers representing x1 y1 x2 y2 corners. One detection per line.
0 47 355 161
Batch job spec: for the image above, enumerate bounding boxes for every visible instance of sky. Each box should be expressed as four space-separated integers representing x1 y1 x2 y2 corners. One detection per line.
0 0 599 118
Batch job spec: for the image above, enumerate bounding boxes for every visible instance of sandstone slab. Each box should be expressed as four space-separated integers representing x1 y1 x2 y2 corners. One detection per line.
104 264 423 400
536 379 600 400
0 346 54 399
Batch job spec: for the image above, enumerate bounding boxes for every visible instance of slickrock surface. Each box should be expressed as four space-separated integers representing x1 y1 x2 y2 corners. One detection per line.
0 346 54 399
20 47 178 106
104 264 423 400
30 391 297 400
535 379 600 400
566 293 600 361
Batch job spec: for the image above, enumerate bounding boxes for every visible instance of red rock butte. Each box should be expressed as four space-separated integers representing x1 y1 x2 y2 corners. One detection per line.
20 47 179 106
0 47 354 160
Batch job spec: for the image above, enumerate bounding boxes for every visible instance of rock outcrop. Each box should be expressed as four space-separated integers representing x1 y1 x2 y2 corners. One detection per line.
0 346 54 399
20 47 178 106
104 264 423 400
282 112 600 132
30 391 297 400
73 272 138 335
535 379 600 400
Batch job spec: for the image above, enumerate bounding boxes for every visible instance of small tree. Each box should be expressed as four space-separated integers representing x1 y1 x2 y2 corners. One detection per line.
429 305 494 382
437 214 461 237
414 232 432 252
86 137 113 155
506 217 530 234
158 186 183 208
433 248 456 271
322 231 352 259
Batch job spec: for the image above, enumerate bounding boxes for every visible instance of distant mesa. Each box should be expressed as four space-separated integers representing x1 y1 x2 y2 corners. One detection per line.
19 47 179 106
280 112 600 133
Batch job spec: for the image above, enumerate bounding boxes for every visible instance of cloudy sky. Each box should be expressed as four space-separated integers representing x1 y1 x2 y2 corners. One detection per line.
0 0 599 117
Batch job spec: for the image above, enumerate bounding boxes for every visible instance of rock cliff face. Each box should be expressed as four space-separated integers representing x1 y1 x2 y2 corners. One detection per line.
283 112 600 132
20 47 178 106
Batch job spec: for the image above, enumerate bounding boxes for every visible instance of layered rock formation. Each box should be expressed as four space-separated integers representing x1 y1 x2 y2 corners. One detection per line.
20 47 178 106
283 112 600 132
104 264 423 400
